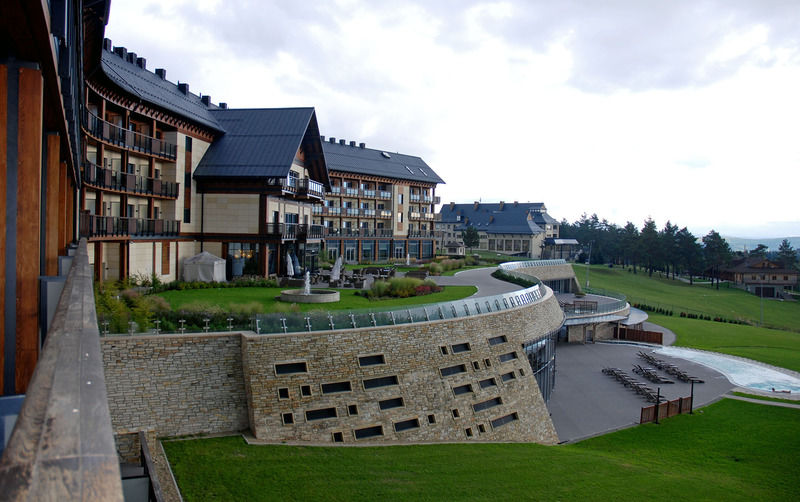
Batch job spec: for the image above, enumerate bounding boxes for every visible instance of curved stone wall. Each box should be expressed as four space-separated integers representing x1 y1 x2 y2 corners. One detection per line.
102 287 565 445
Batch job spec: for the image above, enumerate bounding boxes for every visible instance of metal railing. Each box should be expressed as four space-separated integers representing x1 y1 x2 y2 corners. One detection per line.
80 214 181 238
83 110 177 160
0 239 123 499
324 227 394 238
83 161 178 198
408 230 436 238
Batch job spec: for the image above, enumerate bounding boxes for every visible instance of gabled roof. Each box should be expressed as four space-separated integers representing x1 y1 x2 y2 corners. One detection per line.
724 257 797 275
438 202 554 235
194 108 328 184
322 139 444 184
100 47 223 132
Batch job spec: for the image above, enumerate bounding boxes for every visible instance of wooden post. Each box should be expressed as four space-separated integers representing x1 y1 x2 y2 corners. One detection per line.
44 133 60 275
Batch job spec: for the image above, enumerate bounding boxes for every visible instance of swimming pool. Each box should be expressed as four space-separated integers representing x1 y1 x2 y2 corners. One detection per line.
655 346 800 394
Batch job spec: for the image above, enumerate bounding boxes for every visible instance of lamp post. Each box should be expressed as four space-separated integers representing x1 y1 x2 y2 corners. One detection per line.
585 240 594 289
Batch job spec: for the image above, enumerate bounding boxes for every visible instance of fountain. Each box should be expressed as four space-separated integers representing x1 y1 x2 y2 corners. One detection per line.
280 268 340 304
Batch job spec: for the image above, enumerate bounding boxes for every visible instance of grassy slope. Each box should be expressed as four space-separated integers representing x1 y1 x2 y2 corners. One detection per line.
164 399 800 502
156 286 477 313
648 313 800 372
573 264 800 331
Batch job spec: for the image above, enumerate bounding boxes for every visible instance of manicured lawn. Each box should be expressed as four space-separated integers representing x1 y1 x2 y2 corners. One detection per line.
731 392 799 405
648 313 800 373
163 399 800 501
156 286 477 313
574 264 800 331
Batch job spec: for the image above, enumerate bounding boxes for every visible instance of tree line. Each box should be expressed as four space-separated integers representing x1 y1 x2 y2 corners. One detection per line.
559 214 798 288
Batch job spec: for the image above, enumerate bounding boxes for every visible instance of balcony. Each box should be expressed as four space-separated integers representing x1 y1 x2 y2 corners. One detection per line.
410 193 421 202
296 178 326 199
83 110 177 160
329 186 342 195
80 214 181 238
433 195 441 204
344 187 359 197
377 209 392 219
262 223 324 240
377 190 392 200
82 161 179 199
361 189 376 198
408 229 437 238
408 210 435 221
324 227 394 238
345 207 361 217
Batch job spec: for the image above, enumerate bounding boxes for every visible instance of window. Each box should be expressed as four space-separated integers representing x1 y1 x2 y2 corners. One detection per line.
490 412 519 429
427 414 436 424
479 378 497 389
275 361 307 375
394 418 420 432
440 364 467 377
451 343 471 353
398 194 404 204
440 346 448 355
499 351 518 363
488 335 507 346
501 371 516 382
332 432 344 443
354 425 384 440
484 358 492 368
305 407 337 421
321 381 352 394
453 384 474 396
348 404 359 416
473 397 503 412
465 428 473 438
300 385 312 397
278 387 289 399
378 397 404 410
282 413 294 425
478 424 486 433
363 375 399 389
472 361 480 371
451 409 460 418
359 354 386 367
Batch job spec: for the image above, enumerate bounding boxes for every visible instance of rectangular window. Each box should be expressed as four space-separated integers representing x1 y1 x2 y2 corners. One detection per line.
473 397 503 412
300 385 312 397
479 378 497 389
451 343 471 353
427 414 436 424
354 425 384 440
440 364 467 377
451 409 460 418
488 335 507 346
472 361 480 371
484 358 492 368
359 354 386 366
499 351 518 363
379 397 405 410
348 404 359 416
440 346 448 355
363 375 399 389
490 412 519 429
321 381 352 394
465 428 473 438
305 407 337 421
275 361 307 375
501 371 516 382
394 418 420 432
282 413 294 425
478 424 486 433
332 432 344 443
453 384 474 396
278 387 289 399
185 136 193 151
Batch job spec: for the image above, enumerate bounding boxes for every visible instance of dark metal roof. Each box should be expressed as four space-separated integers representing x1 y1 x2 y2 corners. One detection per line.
194 108 328 184
100 48 223 132
438 202 555 235
322 139 444 184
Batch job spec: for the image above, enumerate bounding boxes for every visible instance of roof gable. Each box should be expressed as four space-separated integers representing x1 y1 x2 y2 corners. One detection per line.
438 202 554 235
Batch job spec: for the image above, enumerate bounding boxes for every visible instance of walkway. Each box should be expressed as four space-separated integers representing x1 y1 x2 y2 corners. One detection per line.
428 267 524 298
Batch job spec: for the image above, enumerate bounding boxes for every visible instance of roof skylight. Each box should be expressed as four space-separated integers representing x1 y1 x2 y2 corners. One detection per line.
381 152 391 158
404 165 414 174
419 168 428 176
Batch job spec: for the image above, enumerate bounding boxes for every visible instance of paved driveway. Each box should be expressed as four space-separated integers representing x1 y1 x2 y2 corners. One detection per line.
429 267 524 298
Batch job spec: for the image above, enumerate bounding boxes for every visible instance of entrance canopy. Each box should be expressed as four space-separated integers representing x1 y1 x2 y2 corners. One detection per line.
183 251 226 282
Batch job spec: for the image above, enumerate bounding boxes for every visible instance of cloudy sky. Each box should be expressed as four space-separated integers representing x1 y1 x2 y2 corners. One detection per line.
105 0 800 238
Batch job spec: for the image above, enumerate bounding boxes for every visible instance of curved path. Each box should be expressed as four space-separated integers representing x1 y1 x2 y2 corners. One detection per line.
428 267 524 298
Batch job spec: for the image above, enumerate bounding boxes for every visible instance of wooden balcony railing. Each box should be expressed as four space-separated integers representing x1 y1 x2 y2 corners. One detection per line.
0 239 123 500
80 214 181 238
83 161 178 198
83 110 177 160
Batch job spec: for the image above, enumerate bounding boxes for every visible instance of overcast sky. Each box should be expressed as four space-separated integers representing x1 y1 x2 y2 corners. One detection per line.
105 0 800 239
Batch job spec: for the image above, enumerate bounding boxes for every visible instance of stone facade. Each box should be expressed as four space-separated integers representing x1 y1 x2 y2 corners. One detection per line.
102 290 564 445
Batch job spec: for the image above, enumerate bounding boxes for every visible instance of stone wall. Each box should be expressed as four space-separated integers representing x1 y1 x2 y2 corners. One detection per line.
102 290 564 445
102 333 249 437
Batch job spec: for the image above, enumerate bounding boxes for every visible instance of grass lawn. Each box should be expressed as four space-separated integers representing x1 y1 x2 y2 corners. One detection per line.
731 392 799 405
648 313 800 373
163 399 800 501
156 286 477 313
574 264 800 331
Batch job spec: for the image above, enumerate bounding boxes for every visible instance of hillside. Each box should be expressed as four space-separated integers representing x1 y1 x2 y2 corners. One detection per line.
723 235 800 253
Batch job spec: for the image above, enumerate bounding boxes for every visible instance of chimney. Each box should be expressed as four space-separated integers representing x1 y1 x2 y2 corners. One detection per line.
178 82 189 94
126 52 137 64
136 57 146 69
155 68 166 79
218 102 228 109
473 201 479 210
349 141 356 147
201 95 211 106
320 135 325 141
339 139 346 145
113 46 127 59
359 142 366 149
499 201 504 210
514 201 518 207
102 38 112 51
449 201 455 210
329 137 336 143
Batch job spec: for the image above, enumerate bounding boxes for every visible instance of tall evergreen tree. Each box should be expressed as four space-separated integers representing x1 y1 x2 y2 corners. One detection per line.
621 222 640 273
777 239 797 269
676 227 703 284
461 225 480 253
661 220 679 279
640 218 660 277
702 230 733 290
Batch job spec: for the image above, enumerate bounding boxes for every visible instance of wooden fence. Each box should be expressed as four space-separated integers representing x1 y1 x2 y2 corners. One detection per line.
640 396 693 424
614 326 663 344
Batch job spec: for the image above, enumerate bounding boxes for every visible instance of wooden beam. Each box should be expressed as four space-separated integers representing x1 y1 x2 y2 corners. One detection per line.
0 65 7 393
15 66 44 393
44 133 60 276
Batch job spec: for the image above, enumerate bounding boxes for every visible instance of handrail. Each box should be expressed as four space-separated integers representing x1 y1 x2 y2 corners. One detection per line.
0 239 122 500
79 214 181 238
83 110 177 160
83 161 179 198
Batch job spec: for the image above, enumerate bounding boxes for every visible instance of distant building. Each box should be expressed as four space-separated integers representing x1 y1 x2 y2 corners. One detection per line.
317 139 444 263
721 257 798 298
436 201 567 259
